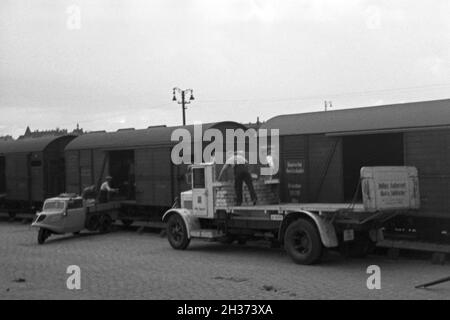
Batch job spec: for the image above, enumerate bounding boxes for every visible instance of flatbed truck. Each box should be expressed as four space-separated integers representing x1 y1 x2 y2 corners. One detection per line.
163 164 420 264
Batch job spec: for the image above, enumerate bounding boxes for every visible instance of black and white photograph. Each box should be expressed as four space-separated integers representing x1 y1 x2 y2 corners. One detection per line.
0 0 449 304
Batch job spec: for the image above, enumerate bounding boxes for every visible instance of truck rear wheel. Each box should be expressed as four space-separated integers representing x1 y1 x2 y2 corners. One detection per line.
38 228 50 245
167 214 190 250
284 219 323 265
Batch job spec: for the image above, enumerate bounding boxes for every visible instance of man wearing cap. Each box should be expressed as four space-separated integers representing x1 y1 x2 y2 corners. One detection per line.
218 152 257 206
99 176 119 203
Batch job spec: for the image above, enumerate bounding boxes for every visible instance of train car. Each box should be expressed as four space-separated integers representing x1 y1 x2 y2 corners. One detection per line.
261 98 450 243
0 135 76 215
63 122 248 223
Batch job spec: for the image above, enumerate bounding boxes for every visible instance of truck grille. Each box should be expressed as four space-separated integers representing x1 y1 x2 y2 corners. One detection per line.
183 200 193 210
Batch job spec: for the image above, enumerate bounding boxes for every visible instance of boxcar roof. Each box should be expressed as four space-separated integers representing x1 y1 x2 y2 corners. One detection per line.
262 99 450 136
0 135 74 154
65 121 247 151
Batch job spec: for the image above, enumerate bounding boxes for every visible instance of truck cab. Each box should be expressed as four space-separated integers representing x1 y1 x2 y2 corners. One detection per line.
183 164 216 218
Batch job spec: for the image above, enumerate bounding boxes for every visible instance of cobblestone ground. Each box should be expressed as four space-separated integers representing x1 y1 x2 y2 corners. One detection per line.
0 221 449 300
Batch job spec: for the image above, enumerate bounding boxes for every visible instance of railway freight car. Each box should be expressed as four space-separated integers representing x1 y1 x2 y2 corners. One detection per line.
64 121 248 223
0 135 76 215
261 98 450 243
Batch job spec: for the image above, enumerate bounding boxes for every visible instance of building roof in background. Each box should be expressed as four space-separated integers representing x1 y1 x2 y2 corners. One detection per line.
261 99 450 136
0 135 75 154
65 121 247 151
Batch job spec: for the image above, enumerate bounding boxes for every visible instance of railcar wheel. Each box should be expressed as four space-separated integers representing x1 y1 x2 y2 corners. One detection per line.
284 219 323 265
121 219 133 228
99 214 113 234
218 235 235 244
38 228 50 245
167 214 190 250
8 212 16 221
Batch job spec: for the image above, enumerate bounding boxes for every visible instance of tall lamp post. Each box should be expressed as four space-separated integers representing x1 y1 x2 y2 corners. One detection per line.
172 87 195 126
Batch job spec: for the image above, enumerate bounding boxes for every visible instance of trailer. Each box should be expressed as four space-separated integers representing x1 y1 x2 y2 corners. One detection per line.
162 164 420 264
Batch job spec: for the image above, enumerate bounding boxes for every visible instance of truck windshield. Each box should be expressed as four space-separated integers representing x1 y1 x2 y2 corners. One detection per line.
43 200 66 211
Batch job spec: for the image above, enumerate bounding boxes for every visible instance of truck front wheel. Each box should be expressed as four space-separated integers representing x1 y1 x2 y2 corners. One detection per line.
284 219 323 265
38 228 50 245
167 214 190 250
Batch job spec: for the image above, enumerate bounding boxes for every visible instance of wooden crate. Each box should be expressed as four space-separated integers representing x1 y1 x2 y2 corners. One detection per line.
214 178 279 207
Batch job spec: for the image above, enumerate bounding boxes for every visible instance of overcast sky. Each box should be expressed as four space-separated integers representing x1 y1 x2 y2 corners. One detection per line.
1 0 449 137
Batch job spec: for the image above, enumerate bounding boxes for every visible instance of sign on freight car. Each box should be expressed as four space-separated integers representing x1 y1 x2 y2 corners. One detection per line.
284 159 306 203
285 160 304 174
288 183 302 199
361 167 420 211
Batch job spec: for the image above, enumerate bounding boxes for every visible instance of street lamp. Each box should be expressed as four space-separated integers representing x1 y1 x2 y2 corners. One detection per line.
172 87 195 126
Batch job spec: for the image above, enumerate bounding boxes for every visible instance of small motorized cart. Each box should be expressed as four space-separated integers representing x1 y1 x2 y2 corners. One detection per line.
31 194 120 244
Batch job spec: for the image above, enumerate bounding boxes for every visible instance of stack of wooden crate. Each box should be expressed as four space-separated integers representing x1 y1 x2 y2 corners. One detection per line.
214 179 279 207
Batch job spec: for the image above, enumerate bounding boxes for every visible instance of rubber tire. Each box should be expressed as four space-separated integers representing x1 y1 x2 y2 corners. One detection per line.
121 219 133 228
167 214 190 250
85 214 100 231
99 215 113 234
38 228 50 245
284 219 323 265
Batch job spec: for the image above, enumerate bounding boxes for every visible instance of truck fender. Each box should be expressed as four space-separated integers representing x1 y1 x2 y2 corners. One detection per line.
162 209 200 239
279 211 338 248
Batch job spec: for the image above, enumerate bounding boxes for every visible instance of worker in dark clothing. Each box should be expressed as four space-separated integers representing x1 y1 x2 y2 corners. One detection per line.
99 176 118 203
81 185 97 200
218 152 257 206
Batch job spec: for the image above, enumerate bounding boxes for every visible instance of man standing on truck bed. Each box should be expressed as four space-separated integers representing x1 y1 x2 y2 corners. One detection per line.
218 152 257 206
99 176 118 203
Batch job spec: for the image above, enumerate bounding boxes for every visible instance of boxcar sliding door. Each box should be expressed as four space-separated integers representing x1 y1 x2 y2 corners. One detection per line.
135 147 173 208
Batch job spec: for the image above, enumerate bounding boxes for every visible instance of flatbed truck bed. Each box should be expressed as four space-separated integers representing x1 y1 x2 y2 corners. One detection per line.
219 203 366 213
219 203 399 225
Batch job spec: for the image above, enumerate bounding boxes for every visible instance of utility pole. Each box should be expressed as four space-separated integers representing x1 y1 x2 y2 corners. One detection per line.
172 87 195 126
